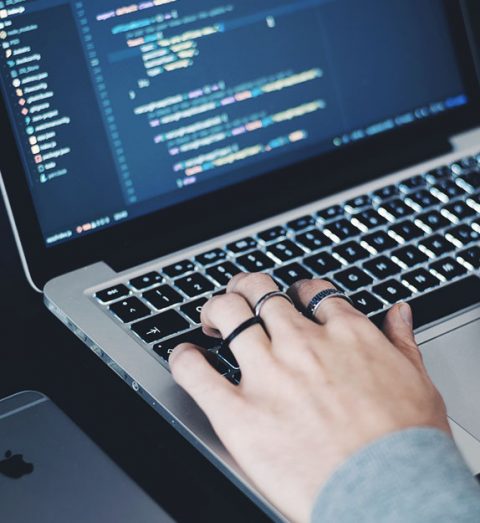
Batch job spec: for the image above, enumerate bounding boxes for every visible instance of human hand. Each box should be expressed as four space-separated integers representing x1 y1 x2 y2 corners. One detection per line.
169 274 450 523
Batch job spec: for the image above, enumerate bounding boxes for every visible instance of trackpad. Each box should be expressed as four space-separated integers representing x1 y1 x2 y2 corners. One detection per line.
421 320 480 441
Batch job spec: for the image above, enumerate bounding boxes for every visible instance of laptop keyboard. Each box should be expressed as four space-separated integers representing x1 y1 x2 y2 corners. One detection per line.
93 153 480 384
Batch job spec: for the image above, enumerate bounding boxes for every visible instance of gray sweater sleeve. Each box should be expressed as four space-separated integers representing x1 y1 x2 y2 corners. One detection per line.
312 428 480 523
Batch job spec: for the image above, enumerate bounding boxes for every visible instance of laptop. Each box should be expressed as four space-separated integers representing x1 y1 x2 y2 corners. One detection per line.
0 0 480 520
0 390 175 523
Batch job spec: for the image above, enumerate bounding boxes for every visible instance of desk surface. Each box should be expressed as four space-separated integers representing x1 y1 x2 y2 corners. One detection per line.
0 201 269 523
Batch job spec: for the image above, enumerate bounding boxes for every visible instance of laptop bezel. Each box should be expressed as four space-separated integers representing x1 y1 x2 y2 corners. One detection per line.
0 0 479 290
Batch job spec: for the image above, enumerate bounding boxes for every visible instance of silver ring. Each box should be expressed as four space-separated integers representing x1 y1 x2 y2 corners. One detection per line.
306 289 353 319
254 291 294 317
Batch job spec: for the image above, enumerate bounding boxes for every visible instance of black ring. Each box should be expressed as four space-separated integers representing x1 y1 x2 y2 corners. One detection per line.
222 316 264 349
306 289 353 319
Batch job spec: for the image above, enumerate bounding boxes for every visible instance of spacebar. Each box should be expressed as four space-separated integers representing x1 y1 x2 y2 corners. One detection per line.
370 275 480 330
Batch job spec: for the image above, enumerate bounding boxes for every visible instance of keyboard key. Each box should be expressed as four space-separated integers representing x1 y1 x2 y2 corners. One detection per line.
457 246 480 269
400 175 426 192
456 156 476 170
362 231 398 253
458 156 479 170
363 256 401 279
379 198 414 220
405 189 441 210
153 329 219 363
345 194 372 211
351 209 387 230
324 278 345 292
425 165 451 182
445 224 480 247
317 204 344 222
227 237 257 253
195 249 227 266
175 273 215 298
467 192 480 210
372 279 412 304
163 260 196 278
295 229 332 251
287 215 316 231
324 219 361 242
389 220 425 242
473 217 480 233
334 267 373 291
373 185 399 201
96 284 130 303
109 297 151 323
392 245 429 268
456 172 480 191
274 263 313 286
180 297 209 324
131 310 189 344
304 252 342 276
430 257 467 280
442 200 476 221
350 290 385 315
257 226 286 243
129 272 163 291
267 240 304 263
370 275 480 330
237 251 275 272
402 269 440 292
418 235 455 257
431 180 466 201
415 210 451 232
333 241 370 263
143 285 183 310
206 261 241 286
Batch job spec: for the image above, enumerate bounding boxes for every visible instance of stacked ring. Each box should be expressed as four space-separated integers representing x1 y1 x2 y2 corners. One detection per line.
254 291 294 317
222 316 264 349
306 289 354 320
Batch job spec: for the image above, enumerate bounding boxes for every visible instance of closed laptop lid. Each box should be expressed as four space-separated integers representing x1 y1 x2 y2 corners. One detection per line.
0 0 479 288
0 391 174 523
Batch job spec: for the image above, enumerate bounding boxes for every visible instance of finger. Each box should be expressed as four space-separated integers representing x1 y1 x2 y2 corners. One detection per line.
201 293 271 370
287 279 362 325
382 303 426 373
227 273 302 337
169 343 239 424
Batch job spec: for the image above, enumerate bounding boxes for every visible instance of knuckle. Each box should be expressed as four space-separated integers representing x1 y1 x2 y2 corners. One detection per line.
239 272 274 289
318 278 337 288
289 278 314 295
291 278 335 296
201 295 221 316
209 293 245 313
228 272 249 288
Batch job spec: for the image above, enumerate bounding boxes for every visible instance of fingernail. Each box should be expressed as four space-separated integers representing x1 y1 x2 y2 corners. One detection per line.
399 302 413 327
168 345 186 365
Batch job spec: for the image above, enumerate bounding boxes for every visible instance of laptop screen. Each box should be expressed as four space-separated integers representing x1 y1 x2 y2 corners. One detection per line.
0 0 468 247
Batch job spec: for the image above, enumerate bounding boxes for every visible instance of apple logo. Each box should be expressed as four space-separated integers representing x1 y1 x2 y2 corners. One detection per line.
0 450 34 479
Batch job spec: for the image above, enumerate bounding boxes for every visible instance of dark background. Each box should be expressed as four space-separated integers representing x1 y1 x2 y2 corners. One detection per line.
0 198 270 523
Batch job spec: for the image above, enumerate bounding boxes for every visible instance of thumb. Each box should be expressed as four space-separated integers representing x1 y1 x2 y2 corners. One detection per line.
382 303 425 373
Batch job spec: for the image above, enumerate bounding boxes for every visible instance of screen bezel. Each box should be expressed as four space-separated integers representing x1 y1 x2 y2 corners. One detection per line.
0 0 479 289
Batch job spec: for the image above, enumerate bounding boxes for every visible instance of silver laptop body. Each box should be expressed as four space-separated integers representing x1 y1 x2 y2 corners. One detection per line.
1 1 480 520
0 391 174 523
